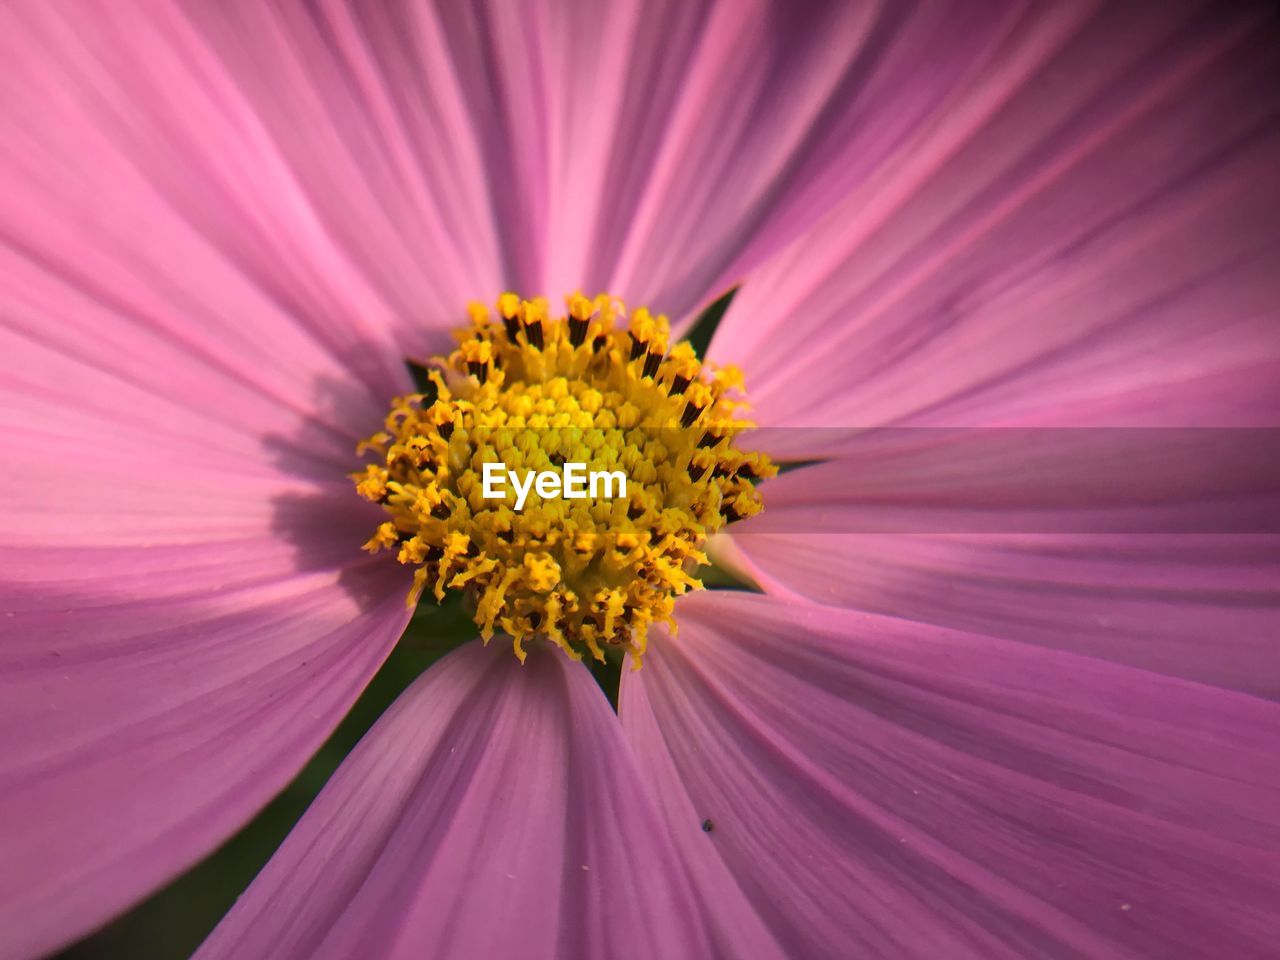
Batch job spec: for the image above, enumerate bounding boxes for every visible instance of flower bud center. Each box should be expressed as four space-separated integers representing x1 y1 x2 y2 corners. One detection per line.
353 293 774 665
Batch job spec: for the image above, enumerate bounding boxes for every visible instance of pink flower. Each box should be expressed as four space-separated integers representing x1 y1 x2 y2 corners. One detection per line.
2 2 1278 959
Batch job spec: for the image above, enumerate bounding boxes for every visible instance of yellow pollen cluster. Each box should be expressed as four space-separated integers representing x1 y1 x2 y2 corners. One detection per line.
353 293 775 666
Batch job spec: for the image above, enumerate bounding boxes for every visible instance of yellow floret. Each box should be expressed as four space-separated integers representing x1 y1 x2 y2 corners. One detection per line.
352 293 775 666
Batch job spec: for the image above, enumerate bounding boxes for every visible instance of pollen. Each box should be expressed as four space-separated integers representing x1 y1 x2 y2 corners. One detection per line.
352 293 775 666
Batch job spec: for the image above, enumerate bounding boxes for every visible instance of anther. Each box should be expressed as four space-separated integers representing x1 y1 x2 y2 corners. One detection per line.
642 351 662 380
498 292 521 341
568 295 594 348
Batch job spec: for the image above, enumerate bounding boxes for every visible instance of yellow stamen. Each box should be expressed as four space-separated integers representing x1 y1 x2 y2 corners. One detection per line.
353 293 775 666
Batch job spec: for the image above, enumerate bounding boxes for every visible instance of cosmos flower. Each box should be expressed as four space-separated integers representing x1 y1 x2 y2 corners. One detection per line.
1 2 1278 960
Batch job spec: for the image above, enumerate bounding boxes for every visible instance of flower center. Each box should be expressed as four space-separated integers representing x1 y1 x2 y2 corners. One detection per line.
353 293 774 665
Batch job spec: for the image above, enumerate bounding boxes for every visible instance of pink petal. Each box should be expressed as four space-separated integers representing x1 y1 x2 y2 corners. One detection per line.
3 0 1031 340
622 591 1280 959
727 451 1280 696
0 288 414 954
197 640 717 960
536 0 1025 322
0 235 416 955
0 8 429 939
711 3 1280 450
0 1 504 360
0 537 412 960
